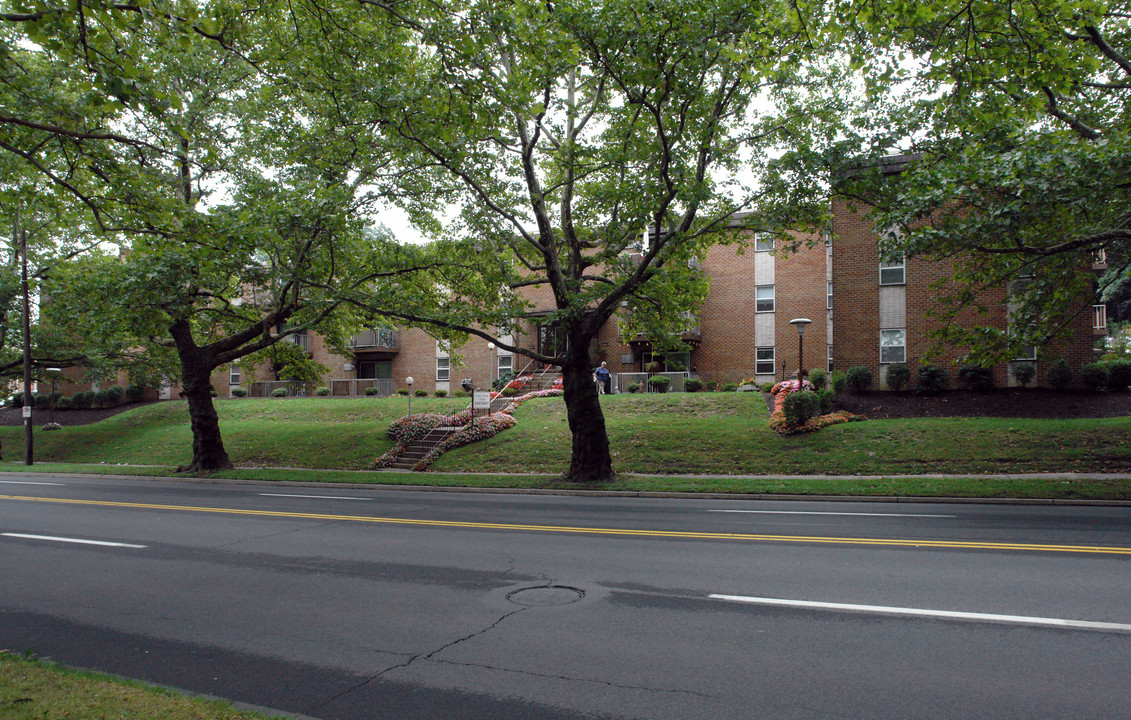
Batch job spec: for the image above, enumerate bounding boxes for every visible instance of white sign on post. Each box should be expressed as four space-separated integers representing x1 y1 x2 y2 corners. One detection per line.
473 391 491 411
21 405 31 419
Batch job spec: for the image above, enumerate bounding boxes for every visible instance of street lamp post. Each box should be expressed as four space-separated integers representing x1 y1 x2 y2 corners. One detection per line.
789 318 813 387
405 376 414 416
487 342 495 390
47 368 61 426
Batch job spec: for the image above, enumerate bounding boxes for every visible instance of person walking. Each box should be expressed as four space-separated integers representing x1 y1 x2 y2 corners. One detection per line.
594 361 612 395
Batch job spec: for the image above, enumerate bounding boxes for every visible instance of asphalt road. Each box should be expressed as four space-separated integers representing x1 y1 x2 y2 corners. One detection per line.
1 473 1129 719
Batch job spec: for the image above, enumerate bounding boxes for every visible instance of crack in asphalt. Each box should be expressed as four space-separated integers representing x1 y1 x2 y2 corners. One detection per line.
309 607 529 714
428 657 715 699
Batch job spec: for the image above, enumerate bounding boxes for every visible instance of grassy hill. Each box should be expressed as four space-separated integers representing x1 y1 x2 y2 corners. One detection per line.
2 393 1129 479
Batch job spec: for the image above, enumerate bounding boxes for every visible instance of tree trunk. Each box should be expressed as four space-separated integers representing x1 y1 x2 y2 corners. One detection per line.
172 322 232 473
560 349 614 483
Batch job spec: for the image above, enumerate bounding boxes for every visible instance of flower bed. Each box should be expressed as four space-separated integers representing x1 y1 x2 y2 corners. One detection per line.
768 379 864 435
374 389 564 470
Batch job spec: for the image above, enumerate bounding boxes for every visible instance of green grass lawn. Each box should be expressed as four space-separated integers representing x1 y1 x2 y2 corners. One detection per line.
0 651 284 720
1 393 1129 499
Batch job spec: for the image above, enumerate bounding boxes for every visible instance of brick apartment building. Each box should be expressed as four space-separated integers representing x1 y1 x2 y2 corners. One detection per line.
831 160 1107 389
214 227 830 397
51 201 1105 399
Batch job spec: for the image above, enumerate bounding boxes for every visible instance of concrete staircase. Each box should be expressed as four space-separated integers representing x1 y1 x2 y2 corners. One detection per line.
386 426 461 471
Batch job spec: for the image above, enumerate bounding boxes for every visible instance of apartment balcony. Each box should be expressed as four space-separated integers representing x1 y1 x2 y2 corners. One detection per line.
349 329 400 353
283 332 312 354
625 314 701 349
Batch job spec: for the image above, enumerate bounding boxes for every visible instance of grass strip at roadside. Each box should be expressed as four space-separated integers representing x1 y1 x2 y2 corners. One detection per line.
0 651 285 720
3 461 1129 501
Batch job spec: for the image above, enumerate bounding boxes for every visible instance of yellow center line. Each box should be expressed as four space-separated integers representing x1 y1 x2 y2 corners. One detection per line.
3 494 1130 555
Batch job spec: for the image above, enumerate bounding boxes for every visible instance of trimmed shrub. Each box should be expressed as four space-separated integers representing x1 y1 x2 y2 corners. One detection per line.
719 381 738 392
125 383 146 402
885 363 911 391
501 387 518 397
315 386 330 396
9 391 24 408
684 378 703 392
1079 363 1110 391
105 385 125 406
916 365 948 395
434 390 448 397
365 386 381 396
33 392 51 408
626 382 642 393
1047 358 1073 390
1104 360 1131 391
492 371 516 391
845 366 873 393
230 387 248 397
958 364 995 392
395 388 409 396
93 389 111 407
71 391 92 409
829 371 846 394
647 375 671 393
1012 363 1036 388
782 390 821 427
272 387 289 397
452 390 469 398
414 389 428 397
807 368 827 390
56 396 72 410
817 388 835 413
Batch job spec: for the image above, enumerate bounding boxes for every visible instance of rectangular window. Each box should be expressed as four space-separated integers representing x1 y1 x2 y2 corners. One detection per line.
828 344 834 373
827 281 833 310
755 347 775 375
229 366 241 385
1015 346 1037 361
498 354 513 376
436 357 450 381
754 234 774 252
755 285 775 313
880 329 906 364
879 256 905 286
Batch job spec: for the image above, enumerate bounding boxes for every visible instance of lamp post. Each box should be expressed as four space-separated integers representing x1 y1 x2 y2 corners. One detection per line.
405 376 414 416
789 318 813 387
46 368 61 426
487 342 495 390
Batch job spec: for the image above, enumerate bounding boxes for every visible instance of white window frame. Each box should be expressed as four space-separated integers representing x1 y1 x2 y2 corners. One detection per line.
1014 345 1037 361
880 329 906 364
754 233 774 252
755 347 775 375
880 256 905 286
755 285 775 313
828 344 834 373
497 354 513 376
229 366 241 385
826 281 833 310
436 357 450 381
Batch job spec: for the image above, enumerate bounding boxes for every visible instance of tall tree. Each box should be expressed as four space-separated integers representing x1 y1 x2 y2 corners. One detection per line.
2 0 443 471
818 0 1131 358
295 0 831 482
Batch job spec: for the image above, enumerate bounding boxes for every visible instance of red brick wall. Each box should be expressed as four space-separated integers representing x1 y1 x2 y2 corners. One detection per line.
832 196 1101 388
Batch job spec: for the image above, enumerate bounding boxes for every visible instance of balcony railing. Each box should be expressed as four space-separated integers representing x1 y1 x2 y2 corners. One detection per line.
349 328 399 351
615 372 697 393
330 378 396 397
284 333 312 352
1094 304 1108 331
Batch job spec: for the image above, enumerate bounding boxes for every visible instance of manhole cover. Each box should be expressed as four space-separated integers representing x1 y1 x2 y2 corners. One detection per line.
506 585 585 607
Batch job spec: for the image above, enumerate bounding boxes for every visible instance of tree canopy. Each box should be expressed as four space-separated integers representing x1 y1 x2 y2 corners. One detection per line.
819 0 1131 358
